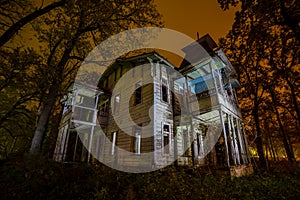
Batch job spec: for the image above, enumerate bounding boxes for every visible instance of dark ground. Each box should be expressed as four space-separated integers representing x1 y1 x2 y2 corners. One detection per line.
0 156 299 200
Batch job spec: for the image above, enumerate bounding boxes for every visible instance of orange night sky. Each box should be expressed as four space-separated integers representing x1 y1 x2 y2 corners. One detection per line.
153 0 239 65
21 0 239 66
155 0 238 41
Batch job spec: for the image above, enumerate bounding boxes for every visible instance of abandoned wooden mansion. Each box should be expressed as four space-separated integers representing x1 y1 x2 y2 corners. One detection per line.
53 34 253 176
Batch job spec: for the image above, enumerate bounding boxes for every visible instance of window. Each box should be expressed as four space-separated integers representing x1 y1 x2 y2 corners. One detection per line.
163 124 170 154
113 94 120 114
111 132 117 155
131 126 141 154
135 81 142 105
161 78 169 103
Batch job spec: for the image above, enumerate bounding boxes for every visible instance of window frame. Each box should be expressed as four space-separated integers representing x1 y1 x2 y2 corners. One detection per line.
131 126 141 155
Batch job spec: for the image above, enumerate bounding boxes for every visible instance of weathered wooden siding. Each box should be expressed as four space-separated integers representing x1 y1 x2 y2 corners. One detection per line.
100 62 156 167
152 63 175 167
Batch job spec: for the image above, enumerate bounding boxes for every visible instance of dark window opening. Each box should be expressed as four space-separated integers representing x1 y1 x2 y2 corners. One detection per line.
162 84 168 102
135 82 142 105
163 124 169 132
215 135 227 166
163 134 169 154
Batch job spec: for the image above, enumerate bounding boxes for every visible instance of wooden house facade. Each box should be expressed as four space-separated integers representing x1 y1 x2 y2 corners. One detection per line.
53 35 253 176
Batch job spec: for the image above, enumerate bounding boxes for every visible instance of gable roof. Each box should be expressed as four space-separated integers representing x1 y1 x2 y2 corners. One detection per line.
100 51 175 79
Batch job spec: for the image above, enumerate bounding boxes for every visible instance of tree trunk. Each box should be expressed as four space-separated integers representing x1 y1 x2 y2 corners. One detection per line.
29 27 81 155
268 85 296 164
279 0 300 43
287 79 300 129
253 103 267 169
46 106 63 158
268 129 277 161
264 120 270 171
29 83 58 155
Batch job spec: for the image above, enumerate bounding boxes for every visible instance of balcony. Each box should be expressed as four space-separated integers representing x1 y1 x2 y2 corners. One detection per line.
72 105 97 126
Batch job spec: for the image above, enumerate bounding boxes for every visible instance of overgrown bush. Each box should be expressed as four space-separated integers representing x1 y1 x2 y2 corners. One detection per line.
0 156 299 200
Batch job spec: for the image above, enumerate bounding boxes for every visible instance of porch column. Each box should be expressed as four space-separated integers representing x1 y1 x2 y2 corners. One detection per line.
236 119 247 164
72 133 79 161
227 113 237 165
62 127 71 162
230 115 241 165
87 126 94 163
241 122 252 163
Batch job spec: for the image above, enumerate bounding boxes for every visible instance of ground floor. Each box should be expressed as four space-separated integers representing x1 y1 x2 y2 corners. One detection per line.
53 105 253 176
